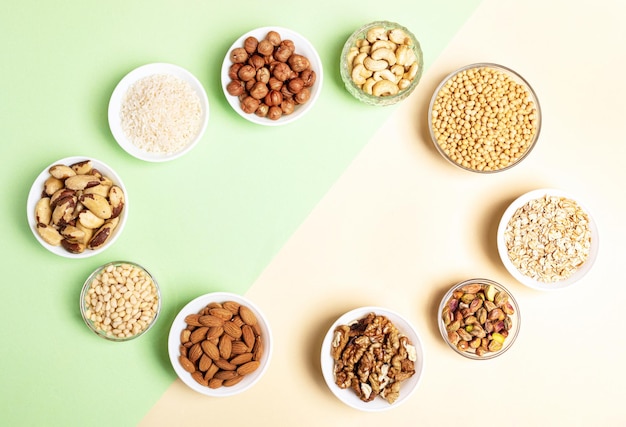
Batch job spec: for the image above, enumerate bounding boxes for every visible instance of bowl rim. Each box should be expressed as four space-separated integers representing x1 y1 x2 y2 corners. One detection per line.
167 291 273 397
108 62 210 162
320 305 425 411
220 26 324 126
26 156 129 258
496 188 600 290
340 20 424 106
437 278 521 360
79 260 161 341
427 62 542 173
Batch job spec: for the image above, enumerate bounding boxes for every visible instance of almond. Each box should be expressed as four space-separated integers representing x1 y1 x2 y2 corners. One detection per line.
214 369 238 379
252 336 264 361
223 321 243 339
198 315 223 327
188 343 203 363
231 341 250 355
201 340 220 361
207 326 224 340
180 328 191 344
198 354 213 372
239 305 258 326
208 378 223 389
219 334 232 360
214 358 237 371
223 375 244 387
189 326 209 344
191 371 208 387
229 352 253 365
237 360 260 376
204 363 219 381
179 355 195 373
209 307 234 321
223 300 241 315
242 324 256 349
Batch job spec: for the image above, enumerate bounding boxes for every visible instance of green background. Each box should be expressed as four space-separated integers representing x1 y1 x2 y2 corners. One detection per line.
0 1 480 425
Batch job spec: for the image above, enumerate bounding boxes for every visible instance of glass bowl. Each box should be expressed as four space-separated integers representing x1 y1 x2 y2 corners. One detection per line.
428 63 541 173
340 21 423 106
497 188 599 290
438 278 520 360
167 292 273 397
320 306 425 411
80 261 161 341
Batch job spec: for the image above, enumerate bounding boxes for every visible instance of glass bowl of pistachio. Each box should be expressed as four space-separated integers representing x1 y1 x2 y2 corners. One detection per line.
438 278 521 360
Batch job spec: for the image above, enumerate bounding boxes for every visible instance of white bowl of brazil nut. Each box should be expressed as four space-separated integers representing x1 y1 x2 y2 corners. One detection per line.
26 156 128 258
497 188 599 290
221 26 323 126
167 292 273 397
340 21 424 106
428 63 541 173
80 261 161 341
108 62 209 162
320 306 425 411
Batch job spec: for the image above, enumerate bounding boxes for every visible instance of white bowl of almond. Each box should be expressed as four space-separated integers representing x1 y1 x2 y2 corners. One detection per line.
27 156 128 258
320 306 425 411
167 292 273 397
497 188 599 290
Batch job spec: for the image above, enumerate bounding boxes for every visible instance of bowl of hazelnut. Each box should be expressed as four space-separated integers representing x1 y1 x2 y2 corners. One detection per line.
340 21 423 106
221 26 323 126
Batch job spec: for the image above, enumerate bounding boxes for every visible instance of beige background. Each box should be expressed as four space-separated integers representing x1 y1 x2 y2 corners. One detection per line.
141 0 626 425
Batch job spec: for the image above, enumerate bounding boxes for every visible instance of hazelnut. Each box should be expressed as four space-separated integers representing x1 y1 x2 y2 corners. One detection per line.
268 77 283 91
240 96 260 114
228 63 243 81
264 90 283 107
248 54 265 70
280 85 294 99
257 39 274 56
282 39 295 50
268 106 282 120
226 80 245 97
238 64 256 82
243 36 259 54
245 79 256 91
274 41 294 62
281 98 295 115
272 62 292 81
249 81 269 100
230 47 249 64
255 103 269 118
266 31 281 46
288 54 310 73
288 77 304 94
256 67 271 84
300 69 316 87
294 88 311 104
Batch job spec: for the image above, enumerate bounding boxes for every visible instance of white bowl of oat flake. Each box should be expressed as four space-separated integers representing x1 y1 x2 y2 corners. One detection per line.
497 188 599 290
108 63 209 162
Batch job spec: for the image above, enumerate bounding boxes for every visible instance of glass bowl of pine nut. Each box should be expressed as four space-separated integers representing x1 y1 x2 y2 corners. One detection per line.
80 261 161 341
428 63 542 173
340 21 423 106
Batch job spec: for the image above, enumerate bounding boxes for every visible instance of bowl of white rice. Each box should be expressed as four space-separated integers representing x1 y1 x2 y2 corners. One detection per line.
108 63 209 162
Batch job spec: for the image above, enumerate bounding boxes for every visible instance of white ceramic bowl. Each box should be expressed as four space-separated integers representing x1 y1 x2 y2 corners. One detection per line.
320 306 425 411
168 292 273 397
497 188 599 290
26 156 128 258
221 26 323 126
108 62 209 162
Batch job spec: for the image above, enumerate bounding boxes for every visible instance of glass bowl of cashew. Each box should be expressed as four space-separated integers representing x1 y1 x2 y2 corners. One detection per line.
340 21 423 106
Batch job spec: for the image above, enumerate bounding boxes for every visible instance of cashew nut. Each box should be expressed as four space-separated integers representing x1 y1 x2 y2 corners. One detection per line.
346 47 359 68
372 80 399 97
362 78 376 95
363 56 388 72
359 45 371 54
398 78 411 90
351 64 367 85
404 62 419 80
374 69 398 83
366 27 388 43
390 64 405 79
371 40 397 52
388 28 410 45
353 52 368 66
370 48 396 66
395 45 415 67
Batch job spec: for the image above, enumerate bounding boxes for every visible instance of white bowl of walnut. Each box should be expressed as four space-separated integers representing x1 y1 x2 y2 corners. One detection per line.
320 306 425 412
26 156 128 258
168 292 273 397
221 26 323 126
497 188 599 290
